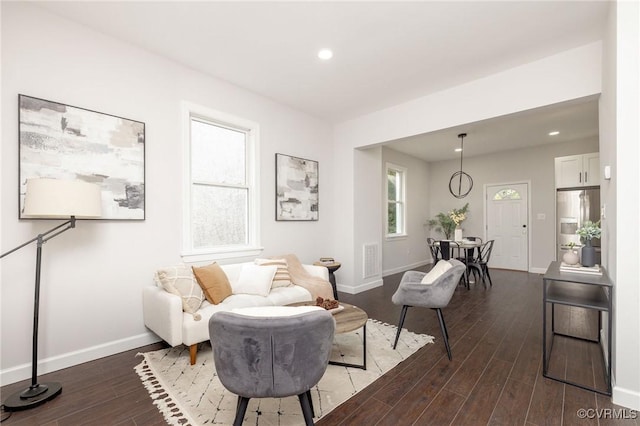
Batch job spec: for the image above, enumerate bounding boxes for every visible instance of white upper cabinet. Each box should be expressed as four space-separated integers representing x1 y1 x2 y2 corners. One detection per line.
555 153 600 188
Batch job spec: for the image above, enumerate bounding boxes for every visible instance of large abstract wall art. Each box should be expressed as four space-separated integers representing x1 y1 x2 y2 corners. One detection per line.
18 95 145 220
275 153 318 221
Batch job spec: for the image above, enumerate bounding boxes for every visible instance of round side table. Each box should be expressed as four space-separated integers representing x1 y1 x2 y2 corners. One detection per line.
314 261 341 300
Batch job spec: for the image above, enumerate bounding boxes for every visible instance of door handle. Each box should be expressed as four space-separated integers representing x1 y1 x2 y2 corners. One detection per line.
579 172 582 183
585 171 588 182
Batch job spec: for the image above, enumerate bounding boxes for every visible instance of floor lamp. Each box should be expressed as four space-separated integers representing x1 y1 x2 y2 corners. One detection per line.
1 178 102 411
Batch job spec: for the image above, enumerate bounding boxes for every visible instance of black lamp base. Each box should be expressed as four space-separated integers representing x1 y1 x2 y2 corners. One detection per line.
3 382 62 411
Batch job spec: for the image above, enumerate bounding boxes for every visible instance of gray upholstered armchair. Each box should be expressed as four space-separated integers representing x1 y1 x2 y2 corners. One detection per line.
391 259 466 360
209 306 335 426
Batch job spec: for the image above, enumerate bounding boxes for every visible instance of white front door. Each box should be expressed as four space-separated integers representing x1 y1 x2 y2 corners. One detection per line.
486 183 529 271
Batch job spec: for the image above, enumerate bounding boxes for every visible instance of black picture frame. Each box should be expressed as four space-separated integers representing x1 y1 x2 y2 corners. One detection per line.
18 94 146 220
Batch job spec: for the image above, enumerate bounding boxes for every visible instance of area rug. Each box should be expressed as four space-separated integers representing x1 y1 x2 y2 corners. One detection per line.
136 319 433 425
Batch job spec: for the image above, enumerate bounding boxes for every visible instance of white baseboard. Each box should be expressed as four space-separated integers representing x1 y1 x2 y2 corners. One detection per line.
337 278 383 295
382 260 431 277
0 332 161 386
613 383 640 411
529 267 548 274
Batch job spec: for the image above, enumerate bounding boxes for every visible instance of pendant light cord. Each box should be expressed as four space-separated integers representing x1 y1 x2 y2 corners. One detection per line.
458 133 465 194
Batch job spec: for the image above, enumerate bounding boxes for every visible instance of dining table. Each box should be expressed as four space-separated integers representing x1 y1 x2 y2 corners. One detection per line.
431 239 482 286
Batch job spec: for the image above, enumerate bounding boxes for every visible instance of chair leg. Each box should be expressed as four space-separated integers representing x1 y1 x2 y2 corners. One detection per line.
434 308 452 361
483 265 493 287
234 396 250 426
189 343 198 365
393 305 409 349
298 391 315 425
306 389 315 418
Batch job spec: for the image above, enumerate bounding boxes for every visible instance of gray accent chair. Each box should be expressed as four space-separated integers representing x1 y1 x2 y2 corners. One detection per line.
209 308 335 426
391 259 466 360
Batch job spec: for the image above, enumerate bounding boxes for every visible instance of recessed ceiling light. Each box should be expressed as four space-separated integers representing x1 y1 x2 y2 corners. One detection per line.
454 148 463 152
549 131 560 136
318 49 333 60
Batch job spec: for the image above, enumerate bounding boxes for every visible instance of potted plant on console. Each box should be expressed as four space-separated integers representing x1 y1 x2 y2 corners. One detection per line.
577 220 601 267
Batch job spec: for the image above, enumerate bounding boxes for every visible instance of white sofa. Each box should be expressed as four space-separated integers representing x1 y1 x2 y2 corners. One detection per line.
143 261 329 364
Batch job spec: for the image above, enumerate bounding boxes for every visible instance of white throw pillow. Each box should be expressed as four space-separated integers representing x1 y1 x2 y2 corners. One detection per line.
420 261 453 285
233 264 278 296
230 306 324 317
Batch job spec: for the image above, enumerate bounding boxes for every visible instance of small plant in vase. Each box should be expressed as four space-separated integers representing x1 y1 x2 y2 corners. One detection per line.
576 220 601 267
562 242 579 266
427 203 469 241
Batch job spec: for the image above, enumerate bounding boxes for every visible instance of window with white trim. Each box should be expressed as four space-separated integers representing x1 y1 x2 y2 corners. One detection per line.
386 163 407 237
182 103 261 261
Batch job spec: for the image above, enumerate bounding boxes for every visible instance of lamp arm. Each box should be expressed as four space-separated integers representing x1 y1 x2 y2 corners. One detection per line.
0 217 75 259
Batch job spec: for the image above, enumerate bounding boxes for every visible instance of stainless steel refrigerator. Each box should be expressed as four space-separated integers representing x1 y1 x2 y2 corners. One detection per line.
557 187 601 264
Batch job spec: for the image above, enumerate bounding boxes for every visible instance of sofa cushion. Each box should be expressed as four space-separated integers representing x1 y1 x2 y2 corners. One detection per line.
265 285 313 306
233 264 278 296
420 260 453 285
155 265 204 320
254 258 292 288
192 262 232 305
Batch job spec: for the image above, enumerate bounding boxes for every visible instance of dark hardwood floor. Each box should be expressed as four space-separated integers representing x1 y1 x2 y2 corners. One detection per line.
1 267 637 425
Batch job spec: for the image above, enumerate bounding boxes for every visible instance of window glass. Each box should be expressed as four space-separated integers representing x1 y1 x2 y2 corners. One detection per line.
387 169 398 201
191 119 245 185
386 164 406 236
493 188 521 200
192 185 248 248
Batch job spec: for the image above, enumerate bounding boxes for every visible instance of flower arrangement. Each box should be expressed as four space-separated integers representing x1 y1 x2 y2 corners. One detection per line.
450 209 467 226
427 203 469 240
576 220 601 243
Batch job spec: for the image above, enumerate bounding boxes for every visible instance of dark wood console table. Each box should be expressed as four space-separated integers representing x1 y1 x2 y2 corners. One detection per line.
542 261 612 395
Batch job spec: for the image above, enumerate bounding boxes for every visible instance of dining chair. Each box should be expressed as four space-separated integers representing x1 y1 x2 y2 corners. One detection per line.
427 237 440 264
466 240 495 288
439 241 468 289
461 236 483 267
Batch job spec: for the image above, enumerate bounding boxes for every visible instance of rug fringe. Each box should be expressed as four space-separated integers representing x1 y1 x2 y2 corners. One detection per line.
369 318 436 344
135 355 198 426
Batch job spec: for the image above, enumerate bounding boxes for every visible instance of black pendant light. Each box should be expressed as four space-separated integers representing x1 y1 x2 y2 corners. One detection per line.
449 133 473 198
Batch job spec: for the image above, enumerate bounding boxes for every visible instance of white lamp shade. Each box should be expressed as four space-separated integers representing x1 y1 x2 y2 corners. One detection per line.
23 178 102 219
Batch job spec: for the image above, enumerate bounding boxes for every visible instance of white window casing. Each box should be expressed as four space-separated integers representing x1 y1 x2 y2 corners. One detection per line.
181 102 262 262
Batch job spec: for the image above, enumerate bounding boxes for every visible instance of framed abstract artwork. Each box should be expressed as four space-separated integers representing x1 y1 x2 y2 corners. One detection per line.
18 94 145 220
275 153 318 221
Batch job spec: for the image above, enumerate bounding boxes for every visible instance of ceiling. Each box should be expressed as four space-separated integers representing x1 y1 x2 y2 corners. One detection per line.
30 1 609 160
380 95 600 162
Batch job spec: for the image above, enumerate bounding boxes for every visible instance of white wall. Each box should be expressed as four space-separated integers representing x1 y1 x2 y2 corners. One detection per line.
0 3 334 384
427 138 599 272
600 0 640 410
333 41 602 293
381 147 431 275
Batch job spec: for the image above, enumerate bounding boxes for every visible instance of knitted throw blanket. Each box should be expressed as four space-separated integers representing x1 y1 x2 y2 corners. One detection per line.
278 254 334 300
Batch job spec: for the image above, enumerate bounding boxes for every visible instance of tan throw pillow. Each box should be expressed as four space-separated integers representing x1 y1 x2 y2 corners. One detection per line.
192 262 233 305
254 258 292 288
155 265 204 320
420 261 453 285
